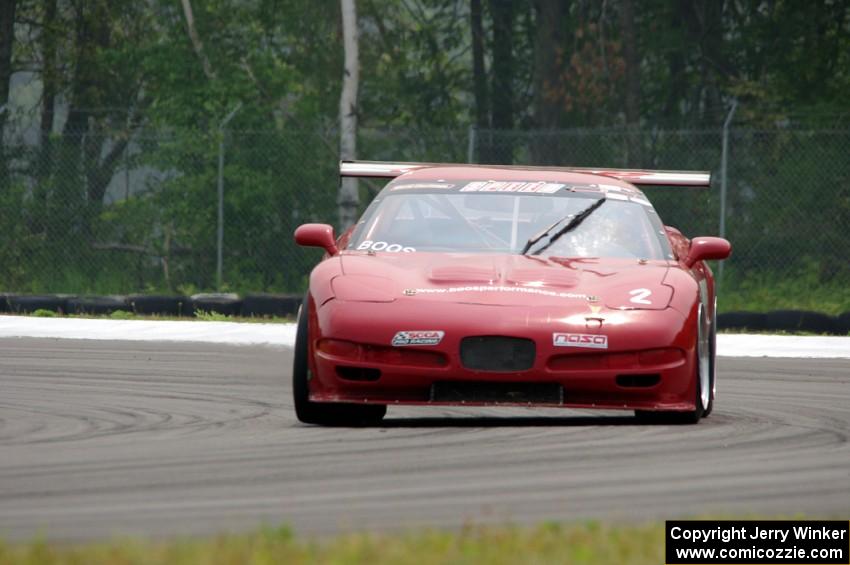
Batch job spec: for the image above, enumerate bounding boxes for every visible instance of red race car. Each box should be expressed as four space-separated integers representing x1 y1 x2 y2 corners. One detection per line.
293 161 731 425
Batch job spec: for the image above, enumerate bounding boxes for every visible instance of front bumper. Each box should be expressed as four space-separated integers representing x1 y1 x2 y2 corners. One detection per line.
307 298 698 411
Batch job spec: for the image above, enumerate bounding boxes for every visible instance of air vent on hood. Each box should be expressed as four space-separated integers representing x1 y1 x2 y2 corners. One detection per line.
505 268 579 288
429 265 497 283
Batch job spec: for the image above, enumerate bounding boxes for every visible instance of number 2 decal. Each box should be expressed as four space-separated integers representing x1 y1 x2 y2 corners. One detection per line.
629 288 652 305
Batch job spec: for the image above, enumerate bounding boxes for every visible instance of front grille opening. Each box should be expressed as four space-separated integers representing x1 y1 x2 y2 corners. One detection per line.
616 373 661 388
460 336 536 372
431 382 563 404
336 366 381 382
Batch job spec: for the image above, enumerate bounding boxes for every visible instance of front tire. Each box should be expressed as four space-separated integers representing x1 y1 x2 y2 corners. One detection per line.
702 298 717 417
292 295 386 426
635 306 706 425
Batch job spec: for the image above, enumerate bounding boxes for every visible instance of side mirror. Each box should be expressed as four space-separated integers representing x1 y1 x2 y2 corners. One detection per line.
684 237 731 267
294 223 339 255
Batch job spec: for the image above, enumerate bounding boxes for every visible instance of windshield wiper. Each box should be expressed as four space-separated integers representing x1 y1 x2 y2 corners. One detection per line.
520 214 570 254
521 197 606 255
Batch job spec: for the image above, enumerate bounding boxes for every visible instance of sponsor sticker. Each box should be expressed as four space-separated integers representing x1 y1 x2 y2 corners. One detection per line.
553 333 608 349
392 330 445 346
357 240 416 252
460 181 564 194
391 182 455 191
565 182 651 205
596 183 640 196
565 183 603 193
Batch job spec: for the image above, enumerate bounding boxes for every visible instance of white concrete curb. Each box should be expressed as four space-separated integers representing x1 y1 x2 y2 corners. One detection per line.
716 333 850 359
0 315 848 358
0 315 295 346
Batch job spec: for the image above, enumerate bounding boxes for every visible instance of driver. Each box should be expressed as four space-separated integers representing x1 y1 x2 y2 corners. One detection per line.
543 203 647 259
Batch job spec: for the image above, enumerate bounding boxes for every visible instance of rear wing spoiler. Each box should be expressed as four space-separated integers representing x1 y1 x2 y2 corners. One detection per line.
340 160 711 187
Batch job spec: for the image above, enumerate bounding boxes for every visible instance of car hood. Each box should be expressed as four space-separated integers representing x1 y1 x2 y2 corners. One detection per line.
337 252 674 310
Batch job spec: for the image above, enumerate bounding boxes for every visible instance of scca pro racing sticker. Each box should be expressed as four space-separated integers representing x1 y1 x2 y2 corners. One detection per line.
392 330 445 346
357 240 416 252
553 333 608 349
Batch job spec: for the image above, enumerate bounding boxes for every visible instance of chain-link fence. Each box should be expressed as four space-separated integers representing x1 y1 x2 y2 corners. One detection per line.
1 126 848 300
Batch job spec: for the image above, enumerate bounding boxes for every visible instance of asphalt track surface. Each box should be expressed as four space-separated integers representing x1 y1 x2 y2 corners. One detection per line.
1 338 848 542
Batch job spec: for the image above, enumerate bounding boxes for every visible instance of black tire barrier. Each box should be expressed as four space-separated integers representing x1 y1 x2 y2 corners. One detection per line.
763 309 836 334
7 294 69 314
190 293 243 316
717 311 767 331
66 296 130 315
127 295 189 316
7 292 845 334
241 293 302 318
836 312 850 336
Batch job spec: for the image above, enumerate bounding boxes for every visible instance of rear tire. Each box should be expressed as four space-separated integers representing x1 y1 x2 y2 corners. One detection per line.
635 306 706 425
292 296 386 427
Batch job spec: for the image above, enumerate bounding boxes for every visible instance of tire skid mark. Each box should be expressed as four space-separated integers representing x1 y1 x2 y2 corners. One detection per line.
0 340 849 542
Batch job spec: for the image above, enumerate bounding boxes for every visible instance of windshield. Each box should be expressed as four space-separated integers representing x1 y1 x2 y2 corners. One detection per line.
349 192 669 260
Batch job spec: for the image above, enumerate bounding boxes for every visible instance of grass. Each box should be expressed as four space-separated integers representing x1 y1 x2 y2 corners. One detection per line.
31 309 57 318
108 310 136 320
193 309 239 322
719 328 850 336
0 521 666 565
718 268 850 316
